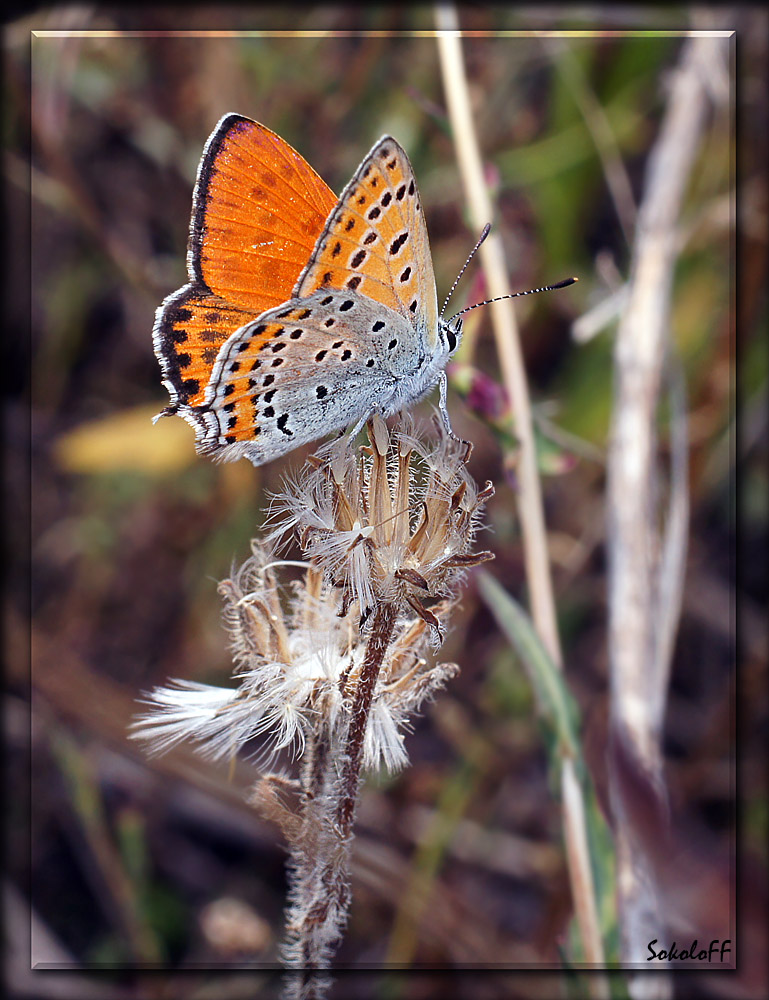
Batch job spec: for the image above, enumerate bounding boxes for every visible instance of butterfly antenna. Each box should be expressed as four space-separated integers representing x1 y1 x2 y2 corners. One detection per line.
439 223 492 318
451 276 578 318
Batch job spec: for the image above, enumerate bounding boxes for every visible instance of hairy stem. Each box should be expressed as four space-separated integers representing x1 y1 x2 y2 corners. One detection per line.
283 600 398 978
337 601 399 837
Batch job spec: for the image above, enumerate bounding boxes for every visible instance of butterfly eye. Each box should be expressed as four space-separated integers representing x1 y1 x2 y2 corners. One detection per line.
445 318 462 353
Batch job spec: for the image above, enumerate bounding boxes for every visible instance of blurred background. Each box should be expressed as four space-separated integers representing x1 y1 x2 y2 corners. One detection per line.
6 5 765 998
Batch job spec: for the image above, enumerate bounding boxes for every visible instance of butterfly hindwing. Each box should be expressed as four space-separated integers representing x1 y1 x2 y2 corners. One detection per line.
196 289 423 465
294 136 439 349
153 286 257 410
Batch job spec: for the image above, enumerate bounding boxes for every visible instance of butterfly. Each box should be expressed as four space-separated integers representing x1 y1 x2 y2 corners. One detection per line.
152 113 466 466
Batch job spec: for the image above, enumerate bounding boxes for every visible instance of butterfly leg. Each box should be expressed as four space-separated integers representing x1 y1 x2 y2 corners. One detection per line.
437 371 454 435
438 372 473 461
326 408 374 445
348 409 376 441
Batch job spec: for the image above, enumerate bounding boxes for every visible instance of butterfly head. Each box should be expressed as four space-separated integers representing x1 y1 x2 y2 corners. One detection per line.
438 314 464 358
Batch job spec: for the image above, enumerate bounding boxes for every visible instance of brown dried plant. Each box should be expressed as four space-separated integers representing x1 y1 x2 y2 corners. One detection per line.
133 414 493 985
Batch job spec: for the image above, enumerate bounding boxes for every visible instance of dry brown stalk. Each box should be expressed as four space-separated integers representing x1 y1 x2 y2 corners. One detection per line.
434 8 606 983
606 33 728 994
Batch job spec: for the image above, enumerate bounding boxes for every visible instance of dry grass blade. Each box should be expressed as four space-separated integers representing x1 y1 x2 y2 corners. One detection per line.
434 4 607 985
606 33 726 991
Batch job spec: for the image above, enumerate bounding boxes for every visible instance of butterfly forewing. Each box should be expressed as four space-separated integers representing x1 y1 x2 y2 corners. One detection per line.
153 115 336 414
294 137 439 346
194 115 337 310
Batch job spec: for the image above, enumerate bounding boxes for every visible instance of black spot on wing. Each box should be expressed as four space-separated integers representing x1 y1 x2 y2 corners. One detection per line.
389 232 408 255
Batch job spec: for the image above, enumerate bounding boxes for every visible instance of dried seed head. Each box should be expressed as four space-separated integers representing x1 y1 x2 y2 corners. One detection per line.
133 543 462 773
269 413 494 631
132 417 494 776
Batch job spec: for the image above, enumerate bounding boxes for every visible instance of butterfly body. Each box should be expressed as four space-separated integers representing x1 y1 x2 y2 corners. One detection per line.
154 115 463 465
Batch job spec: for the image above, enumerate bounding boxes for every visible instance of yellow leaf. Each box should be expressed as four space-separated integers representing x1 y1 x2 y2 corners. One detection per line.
54 404 198 475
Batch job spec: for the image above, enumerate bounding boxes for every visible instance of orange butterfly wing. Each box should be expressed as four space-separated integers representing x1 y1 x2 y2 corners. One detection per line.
153 115 337 410
294 136 439 346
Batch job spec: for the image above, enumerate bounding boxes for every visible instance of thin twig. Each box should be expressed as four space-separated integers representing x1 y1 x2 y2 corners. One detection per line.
434 7 607 982
652 358 689 730
434 7 562 670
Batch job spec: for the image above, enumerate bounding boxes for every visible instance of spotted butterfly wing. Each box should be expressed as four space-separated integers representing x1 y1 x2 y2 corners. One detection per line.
195 136 445 465
153 114 336 413
294 135 439 344
197 288 425 464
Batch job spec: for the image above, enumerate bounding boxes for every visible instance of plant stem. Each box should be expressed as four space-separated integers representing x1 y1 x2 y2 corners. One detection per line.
607 36 717 991
283 599 399 982
434 12 562 671
337 601 398 837
435 8 607 981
